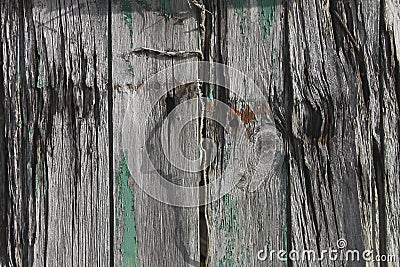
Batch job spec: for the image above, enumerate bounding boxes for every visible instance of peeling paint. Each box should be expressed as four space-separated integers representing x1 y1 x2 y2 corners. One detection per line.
117 155 138 267
209 85 214 100
219 194 239 266
257 0 276 38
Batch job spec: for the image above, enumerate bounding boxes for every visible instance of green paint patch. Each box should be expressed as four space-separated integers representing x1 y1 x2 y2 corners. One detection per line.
159 0 172 18
220 194 238 233
229 0 246 34
37 63 44 88
219 194 239 266
209 85 214 100
257 0 276 38
117 155 138 267
120 0 134 47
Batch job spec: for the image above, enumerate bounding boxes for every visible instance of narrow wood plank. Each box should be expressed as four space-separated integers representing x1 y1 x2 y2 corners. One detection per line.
204 1 285 266
111 1 201 266
1 0 111 265
32 1 110 265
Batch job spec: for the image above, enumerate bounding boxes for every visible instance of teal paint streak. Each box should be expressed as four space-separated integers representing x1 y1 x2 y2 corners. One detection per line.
160 0 171 17
257 0 276 38
120 0 133 47
229 0 246 34
209 85 214 100
117 155 138 267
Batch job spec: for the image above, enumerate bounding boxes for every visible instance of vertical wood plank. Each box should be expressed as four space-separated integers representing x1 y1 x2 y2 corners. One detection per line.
204 1 285 266
1 0 111 265
111 1 200 266
33 1 110 265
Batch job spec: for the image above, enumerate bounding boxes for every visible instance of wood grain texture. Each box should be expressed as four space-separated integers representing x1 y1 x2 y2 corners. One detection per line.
1 0 399 266
203 1 286 266
1 0 110 265
111 0 200 266
202 0 400 266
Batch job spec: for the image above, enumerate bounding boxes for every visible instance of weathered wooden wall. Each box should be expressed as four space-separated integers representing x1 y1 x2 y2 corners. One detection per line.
1 0 399 266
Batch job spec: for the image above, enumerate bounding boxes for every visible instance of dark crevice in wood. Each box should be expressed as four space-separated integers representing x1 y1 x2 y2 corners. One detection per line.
303 99 323 140
108 0 114 265
372 139 388 265
326 158 340 238
329 0 344 54
354 49 371 109
297 139 321 255
332 10 359 51
213 0 228 172
356 155 366 203
375 2 389 262
199 0 229 265
165 93 178 115
0 2 9 263
282 1 292 266
18 0 32 265
314 149 331 242
199 0 212 265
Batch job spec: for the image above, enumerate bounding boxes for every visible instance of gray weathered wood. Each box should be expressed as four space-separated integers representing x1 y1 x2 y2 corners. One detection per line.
1 0 110 265
1 0 400 266
111 0 200 266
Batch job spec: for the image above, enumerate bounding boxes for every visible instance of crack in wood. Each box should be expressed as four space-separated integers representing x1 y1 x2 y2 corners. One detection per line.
123 47 203 59
333 10 360 51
